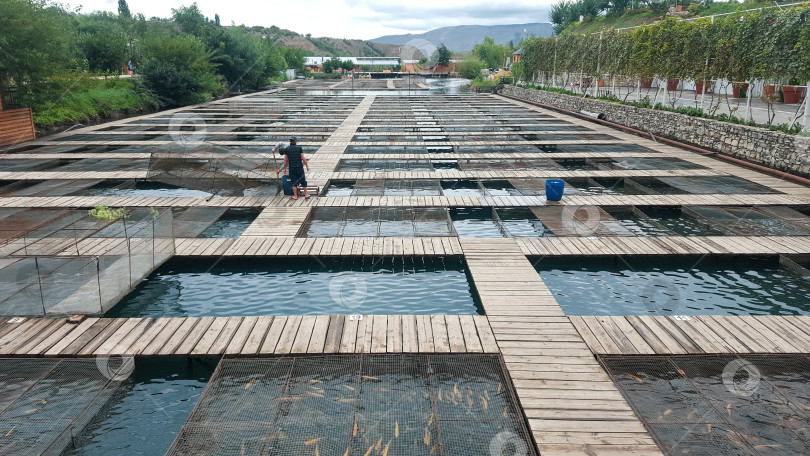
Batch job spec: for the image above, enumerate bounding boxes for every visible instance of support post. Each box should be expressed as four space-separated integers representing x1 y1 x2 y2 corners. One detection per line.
804 80 810 131
745 80 753 121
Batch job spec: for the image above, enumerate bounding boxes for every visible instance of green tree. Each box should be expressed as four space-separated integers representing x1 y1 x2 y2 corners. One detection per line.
341 59 355 72
117 0 131 18
0 0 73 107
436 44 451 67
214 13 220 26
76 12 128 73
139 33 223 107
211 27 268 89
457 57 485 79
171 3 206 37
472 37 507 68
282 47 307 71
322 57 341 73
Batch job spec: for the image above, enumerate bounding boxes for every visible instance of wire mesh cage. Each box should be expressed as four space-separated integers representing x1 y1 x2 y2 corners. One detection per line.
147 143 281 198
0 358 129 456
600 354 810 456
0 207 174 316
167 354 536 456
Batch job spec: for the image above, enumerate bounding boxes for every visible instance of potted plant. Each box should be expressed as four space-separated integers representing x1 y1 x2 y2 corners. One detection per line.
667 78 680 91
694 78 709 94
641 77 653 88
762 84 775 97
731 82 749 98
782 78 805 104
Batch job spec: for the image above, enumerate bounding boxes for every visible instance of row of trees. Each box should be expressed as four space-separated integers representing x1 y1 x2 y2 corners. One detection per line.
522 6 810 87
1 0 307 111
455 38 519 79
550 0 648 34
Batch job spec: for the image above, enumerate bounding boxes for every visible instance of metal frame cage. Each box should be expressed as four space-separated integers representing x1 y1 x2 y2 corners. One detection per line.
167 354 537 456
600 353 810 456
0 358 129 456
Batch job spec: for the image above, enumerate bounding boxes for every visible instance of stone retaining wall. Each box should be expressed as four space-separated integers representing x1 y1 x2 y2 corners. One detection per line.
499 85 810 177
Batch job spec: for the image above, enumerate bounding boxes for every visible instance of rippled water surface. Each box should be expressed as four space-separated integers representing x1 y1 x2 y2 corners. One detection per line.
67 359 216 456
108 256 482 317
536 256 810 316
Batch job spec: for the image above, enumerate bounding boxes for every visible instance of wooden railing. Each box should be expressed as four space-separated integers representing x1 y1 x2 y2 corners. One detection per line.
0 108 36 147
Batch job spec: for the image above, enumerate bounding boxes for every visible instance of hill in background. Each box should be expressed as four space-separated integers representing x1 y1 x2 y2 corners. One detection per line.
247 25 422 58
370 23 554 52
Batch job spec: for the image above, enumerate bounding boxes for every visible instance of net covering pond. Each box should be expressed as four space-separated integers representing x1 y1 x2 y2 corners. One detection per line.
601 354 810 456
0 358 127 456
107 256 483 317
166 354 536 456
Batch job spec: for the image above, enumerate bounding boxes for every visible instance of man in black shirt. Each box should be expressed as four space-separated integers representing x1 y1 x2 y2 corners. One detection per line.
281 136 310 199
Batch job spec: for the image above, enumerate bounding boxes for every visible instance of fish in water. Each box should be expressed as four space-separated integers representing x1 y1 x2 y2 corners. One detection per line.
305 438 322 446
395 421 399 437
245 378 256 389
424 427 431 445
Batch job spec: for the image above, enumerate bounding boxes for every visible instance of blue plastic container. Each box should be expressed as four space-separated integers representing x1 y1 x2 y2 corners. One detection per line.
545 179 565 201
282 175 293 195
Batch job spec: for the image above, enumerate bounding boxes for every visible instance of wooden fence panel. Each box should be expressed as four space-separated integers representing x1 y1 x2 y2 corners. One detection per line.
0 108 36 147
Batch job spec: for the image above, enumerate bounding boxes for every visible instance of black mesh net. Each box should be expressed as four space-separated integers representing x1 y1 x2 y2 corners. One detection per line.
601 354 810 456
167 354 536 456
0 358 128 456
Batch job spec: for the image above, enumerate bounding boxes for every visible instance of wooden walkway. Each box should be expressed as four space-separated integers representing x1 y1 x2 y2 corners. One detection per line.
571 315 810 355
13 234 810 258
0 314 496 357
462 239 662 455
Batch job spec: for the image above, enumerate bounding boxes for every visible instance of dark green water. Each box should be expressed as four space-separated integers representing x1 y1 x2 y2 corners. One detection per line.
107 256 483 317
604 355 810 455
66 358 216 456
198 208 261 238
536 255 810 316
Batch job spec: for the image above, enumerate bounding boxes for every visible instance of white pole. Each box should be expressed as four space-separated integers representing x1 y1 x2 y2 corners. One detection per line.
595 32 603 98
700 78 707 111
803 80 810 130
637 80 641 103
745 80 753 121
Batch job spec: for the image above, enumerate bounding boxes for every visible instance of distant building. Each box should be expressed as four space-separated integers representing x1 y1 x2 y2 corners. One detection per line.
304 56 401 72
512 49 523 64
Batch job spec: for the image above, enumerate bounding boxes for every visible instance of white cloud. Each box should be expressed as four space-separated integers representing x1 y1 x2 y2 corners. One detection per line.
67 0 554 39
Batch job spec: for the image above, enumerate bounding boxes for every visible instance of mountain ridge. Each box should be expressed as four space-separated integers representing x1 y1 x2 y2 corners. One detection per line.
370 23 554 52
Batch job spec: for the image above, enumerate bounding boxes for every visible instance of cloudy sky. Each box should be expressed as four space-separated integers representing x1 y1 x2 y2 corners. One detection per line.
67 0 553 39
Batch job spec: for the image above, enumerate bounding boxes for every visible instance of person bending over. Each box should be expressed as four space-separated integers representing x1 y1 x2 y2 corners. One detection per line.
281 136 310 199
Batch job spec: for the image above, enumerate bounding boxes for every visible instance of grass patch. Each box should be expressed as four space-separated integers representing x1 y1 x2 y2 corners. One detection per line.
32 77 157 128
307 72 342 79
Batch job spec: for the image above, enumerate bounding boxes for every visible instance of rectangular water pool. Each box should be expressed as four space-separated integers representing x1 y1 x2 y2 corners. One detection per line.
108 256 483 317
534 255 810 316
65 358 216 456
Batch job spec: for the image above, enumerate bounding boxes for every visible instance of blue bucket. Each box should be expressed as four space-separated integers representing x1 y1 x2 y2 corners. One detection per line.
545 179 565 201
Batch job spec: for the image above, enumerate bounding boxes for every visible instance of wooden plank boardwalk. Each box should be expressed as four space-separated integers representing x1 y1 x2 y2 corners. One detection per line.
20 235 808 258
570 315 810 355
0 314 496 357
462 239 662 455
